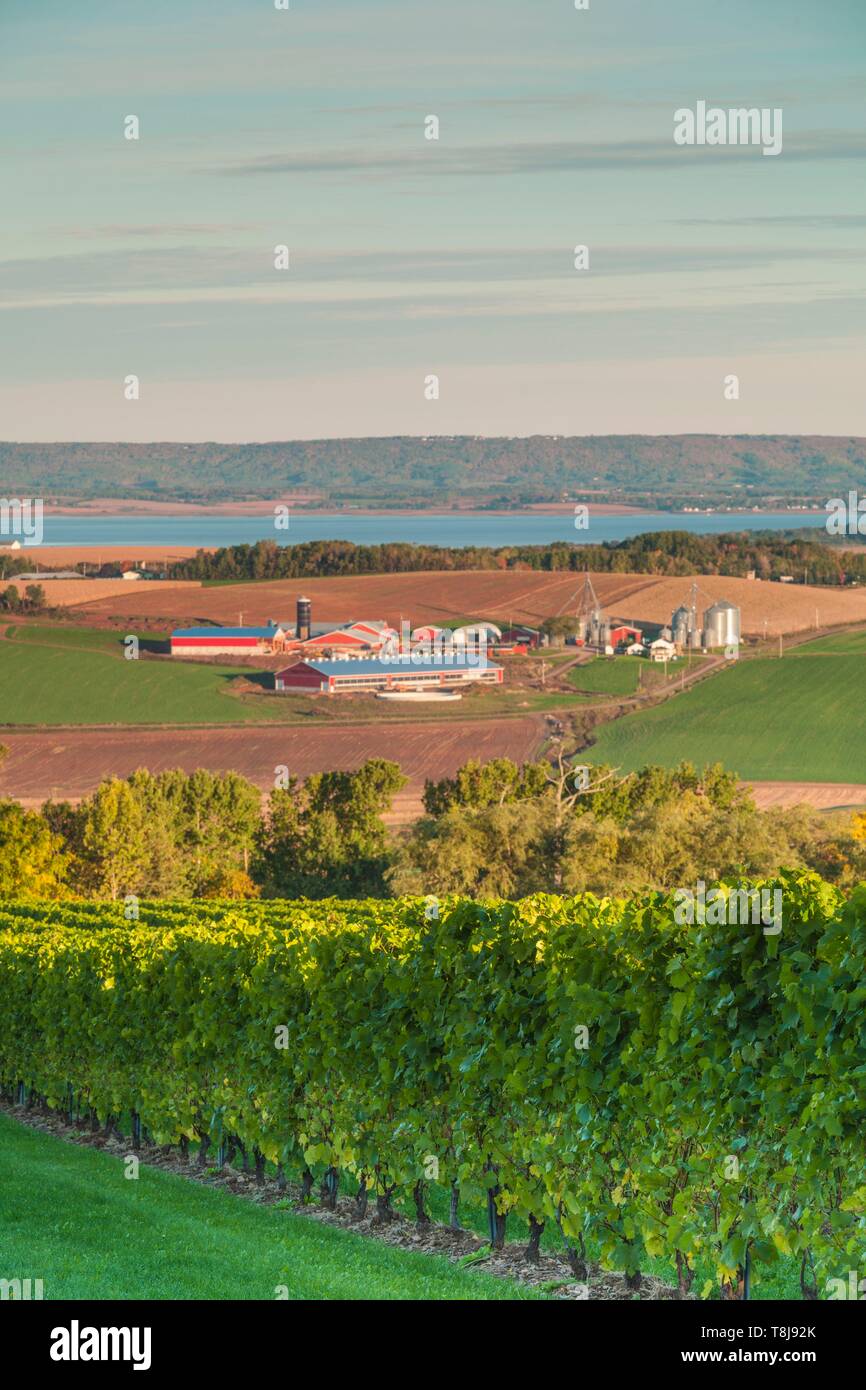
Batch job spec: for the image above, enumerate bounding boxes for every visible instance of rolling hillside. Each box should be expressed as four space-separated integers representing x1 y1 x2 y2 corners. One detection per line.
585 634 866 783
2 435 863 506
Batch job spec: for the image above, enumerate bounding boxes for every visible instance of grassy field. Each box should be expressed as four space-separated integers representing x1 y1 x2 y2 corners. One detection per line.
567 654 691 696
0 1110 800 1300
0 1112 537 1301
4 623 163 654
0 633 295 725
586 638 866 782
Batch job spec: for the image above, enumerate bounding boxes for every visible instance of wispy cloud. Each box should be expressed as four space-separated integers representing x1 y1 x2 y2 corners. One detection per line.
2 241 863 311
59 223 262 240
210 131 866 180
676 214 866 228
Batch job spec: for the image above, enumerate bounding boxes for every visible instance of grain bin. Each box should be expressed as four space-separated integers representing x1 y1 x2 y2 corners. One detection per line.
702 599 740 649
671 604 693 646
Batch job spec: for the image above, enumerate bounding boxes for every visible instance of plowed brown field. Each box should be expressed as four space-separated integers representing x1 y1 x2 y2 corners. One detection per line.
66 570 866 637
0 717 544 815
29 578 201 606
748 782 866 811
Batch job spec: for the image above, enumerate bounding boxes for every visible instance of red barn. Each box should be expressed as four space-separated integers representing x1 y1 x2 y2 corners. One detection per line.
609 624 643 648
170 624 287 656
274 656 504 694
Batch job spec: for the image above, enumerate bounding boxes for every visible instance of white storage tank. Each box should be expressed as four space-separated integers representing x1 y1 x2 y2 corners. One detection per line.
702 599 740 649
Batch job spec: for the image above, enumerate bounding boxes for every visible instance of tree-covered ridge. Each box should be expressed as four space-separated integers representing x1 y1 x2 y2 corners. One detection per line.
164 530 866 585
1 435 863 506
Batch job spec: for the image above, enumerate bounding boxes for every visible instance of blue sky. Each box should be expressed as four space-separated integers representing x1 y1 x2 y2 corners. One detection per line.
1 0 864 439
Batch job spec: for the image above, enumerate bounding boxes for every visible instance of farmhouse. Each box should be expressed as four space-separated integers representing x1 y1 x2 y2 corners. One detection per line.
648 637 677 663
274 655 504 694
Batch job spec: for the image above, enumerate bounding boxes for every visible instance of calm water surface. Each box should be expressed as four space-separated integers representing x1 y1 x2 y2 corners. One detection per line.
37 510 825 549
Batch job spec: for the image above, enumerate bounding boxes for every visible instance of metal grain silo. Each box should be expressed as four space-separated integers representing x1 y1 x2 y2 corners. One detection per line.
702 599 740 649
671 604 692 646
296 595 312 641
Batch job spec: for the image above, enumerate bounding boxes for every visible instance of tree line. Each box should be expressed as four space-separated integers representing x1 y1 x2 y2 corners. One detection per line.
160 531 865 585
2 755 865 903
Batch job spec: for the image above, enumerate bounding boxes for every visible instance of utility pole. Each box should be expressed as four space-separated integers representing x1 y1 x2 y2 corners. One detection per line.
779 633 783 659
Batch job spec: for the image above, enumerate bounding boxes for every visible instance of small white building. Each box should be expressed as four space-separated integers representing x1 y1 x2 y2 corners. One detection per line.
648 637 677 663
121 570 142 581
625 641 648 656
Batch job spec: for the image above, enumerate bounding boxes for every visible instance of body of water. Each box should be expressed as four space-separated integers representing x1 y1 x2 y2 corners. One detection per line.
34 510 827 550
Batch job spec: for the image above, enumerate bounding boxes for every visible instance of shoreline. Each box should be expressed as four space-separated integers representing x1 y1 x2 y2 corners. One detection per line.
42 499 647 518
37 500 827 519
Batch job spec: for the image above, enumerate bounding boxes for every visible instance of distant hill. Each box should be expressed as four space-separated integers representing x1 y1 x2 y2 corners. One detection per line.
1 436 863 508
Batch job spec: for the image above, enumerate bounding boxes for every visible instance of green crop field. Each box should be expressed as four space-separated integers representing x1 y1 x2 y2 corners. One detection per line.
586 639 866 782
0 635 296 726
0 1112 535 1300
3 623 166 654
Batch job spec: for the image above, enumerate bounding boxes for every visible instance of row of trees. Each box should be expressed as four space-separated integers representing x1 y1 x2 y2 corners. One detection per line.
0 583 46 613
162 531 864 585
1 755 865 902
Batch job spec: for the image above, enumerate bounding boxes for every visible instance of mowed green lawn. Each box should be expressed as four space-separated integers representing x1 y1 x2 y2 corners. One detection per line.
0 636 293 725
0 1113 537 1300
586 637 866 783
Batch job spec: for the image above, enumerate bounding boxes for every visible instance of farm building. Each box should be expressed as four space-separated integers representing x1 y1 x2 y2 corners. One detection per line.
500 625 542 648
609 623 643 648
274 656 504 694
411 624 448 643
289 619 397 654
276 598 398 655
648 637 677 663
170 623 288 656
